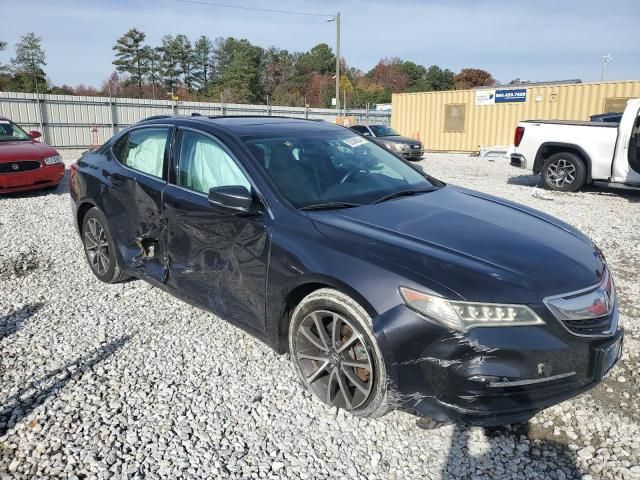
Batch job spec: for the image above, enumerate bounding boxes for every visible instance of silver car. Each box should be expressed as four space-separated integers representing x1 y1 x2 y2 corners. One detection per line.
350 124 424 160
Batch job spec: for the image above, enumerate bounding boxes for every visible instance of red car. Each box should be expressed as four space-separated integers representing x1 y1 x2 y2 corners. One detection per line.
0 117 65 193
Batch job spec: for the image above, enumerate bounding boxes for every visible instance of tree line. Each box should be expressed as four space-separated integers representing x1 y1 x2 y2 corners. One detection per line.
0 30 497 108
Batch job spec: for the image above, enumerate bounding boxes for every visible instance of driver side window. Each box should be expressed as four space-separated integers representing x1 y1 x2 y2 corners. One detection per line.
177 130 251 195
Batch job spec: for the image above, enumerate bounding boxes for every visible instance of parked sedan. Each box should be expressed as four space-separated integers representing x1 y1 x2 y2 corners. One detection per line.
70 116 623 426
350 124 424 160
0 117 64 194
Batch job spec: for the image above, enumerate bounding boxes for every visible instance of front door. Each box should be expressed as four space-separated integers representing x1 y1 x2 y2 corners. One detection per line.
103 126 172 282
611 101 640 184
626 114 640 183
162 128 269 333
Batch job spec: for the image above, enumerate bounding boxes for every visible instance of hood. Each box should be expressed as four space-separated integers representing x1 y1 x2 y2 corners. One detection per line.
309 186 604 304
0 140 58 163
374 135 421 145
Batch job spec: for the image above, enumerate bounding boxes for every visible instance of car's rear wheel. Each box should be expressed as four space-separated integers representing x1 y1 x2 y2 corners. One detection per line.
82 208 129 283
288 288 388 418
541 152 586 192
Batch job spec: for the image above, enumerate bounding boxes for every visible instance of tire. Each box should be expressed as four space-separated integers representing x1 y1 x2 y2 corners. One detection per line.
81 207 129 283
288 288 388 418
541 152 586 192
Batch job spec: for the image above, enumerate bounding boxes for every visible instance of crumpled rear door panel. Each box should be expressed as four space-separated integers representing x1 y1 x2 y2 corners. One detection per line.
102 168 168 282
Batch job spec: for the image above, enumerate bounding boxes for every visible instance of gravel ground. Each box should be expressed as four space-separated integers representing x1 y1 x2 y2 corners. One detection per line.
1 150 639 480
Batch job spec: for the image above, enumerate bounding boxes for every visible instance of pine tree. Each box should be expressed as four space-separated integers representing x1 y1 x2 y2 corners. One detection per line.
112 28 148 97
158 35 182 92
0 41 8 74
142 46 162 99
11 33 47 93
173 35 194 92
192 36 214 92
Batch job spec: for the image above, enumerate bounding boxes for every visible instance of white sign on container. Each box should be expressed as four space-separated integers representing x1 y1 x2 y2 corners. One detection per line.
475 89 495 106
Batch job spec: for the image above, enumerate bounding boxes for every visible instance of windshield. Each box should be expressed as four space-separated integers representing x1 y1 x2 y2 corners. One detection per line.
0 120 30 142
244 129 439 208
369 125 400 137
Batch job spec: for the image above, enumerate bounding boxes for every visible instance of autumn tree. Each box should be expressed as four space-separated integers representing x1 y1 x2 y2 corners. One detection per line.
367 58 409 93
11 33 47 93
112 28 148 96
454 68 495 89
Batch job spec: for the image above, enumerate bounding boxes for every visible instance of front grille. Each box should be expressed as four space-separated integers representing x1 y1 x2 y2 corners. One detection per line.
562 316 613 336
0 160 42 174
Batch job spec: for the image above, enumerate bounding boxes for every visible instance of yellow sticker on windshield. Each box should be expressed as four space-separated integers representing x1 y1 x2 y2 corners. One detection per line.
343 136 368 148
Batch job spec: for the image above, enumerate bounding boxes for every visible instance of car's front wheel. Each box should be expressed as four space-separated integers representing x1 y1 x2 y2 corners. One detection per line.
288 288 388 418
82 207 129 283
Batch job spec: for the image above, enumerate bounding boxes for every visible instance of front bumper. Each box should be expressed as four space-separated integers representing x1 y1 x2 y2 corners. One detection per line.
373 303 623 426
0 163 65 194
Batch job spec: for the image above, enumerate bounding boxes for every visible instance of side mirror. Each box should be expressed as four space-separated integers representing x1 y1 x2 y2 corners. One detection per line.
29 130 42 139
208 185 253 212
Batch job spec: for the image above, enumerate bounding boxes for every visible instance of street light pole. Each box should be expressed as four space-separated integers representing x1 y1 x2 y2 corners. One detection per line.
328 12 341 116
336 12 340 116
601 53 613 82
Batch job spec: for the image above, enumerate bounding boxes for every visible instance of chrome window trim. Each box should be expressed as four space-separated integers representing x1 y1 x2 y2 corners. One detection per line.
543 270 618 338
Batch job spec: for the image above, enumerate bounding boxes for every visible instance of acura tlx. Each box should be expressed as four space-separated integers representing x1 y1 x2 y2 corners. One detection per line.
70 115 623 426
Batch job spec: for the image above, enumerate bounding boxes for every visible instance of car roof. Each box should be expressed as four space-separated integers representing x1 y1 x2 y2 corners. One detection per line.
138 115 346 136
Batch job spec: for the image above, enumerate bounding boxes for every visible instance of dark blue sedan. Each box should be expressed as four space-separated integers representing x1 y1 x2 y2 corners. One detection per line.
70 115 623 426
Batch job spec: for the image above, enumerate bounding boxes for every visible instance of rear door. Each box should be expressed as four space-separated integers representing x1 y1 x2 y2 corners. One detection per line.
612 100 640 184
103 125 173 282
162 127 269 333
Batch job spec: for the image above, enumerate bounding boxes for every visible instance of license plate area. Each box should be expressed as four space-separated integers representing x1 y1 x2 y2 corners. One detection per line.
592 335 623 380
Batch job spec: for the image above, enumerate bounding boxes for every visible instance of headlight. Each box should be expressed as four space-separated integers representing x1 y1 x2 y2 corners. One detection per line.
399 287 544 332
394 143 408 151
43 155 63 165
544 269 615 321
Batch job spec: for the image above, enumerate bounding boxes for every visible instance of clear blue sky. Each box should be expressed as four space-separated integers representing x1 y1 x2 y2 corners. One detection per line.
1 0 638 87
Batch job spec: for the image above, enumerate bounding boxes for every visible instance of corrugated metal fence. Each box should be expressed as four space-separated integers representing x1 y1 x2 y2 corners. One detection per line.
0 92 391 148
392 80 640 152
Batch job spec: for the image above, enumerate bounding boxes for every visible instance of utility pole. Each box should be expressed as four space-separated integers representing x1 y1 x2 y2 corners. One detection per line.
601 53 613 82
328 12 340 116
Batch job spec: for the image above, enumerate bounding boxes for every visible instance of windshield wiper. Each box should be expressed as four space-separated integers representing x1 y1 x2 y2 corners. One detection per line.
300 201 362 211
372 188 436 204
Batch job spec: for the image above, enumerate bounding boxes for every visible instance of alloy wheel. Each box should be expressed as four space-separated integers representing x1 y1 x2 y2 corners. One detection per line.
84 217 111 276
294 310 374 410
546 158 576 188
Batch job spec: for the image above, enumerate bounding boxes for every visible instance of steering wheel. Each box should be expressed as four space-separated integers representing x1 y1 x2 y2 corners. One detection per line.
340 167 367 184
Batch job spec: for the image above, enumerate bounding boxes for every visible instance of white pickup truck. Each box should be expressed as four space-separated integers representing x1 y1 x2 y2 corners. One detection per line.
510 98 640 192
